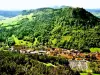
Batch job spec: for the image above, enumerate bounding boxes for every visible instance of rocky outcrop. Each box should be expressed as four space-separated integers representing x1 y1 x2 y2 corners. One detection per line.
69 60 88 71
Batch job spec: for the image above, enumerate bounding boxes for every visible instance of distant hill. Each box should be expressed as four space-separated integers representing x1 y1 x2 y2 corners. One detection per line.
86 9 100 13
86 9 100 18
0 7 100 52
0 16 9 20
0 10 21 17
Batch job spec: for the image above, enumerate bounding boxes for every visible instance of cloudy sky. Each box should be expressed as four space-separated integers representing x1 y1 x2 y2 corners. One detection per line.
0 0 100 10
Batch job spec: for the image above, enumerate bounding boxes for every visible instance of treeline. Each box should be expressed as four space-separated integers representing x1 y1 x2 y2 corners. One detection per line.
28 54 69 66
0 51 79 75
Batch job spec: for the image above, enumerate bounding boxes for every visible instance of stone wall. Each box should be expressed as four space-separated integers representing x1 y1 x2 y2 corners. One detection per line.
69 60 88 71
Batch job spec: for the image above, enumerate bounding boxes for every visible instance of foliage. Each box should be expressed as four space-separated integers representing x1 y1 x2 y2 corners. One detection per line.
89 61 100 74
0 7 100 52
0 51 78 75
90 48 100 52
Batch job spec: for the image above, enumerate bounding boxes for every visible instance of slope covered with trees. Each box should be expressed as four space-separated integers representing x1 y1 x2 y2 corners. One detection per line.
0 51 79 75
0 7 100 52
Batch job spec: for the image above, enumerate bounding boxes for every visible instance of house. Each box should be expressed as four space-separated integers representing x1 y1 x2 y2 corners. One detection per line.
75 58 83 60
26 50 31 53
46 51 51 55
66 50 71 53
38 50 46 55
29 50 46 55
78 53 85 58
20 49 26 54
96 53 100 60
10 46 14 51
60 53 74 60
30 51 38 54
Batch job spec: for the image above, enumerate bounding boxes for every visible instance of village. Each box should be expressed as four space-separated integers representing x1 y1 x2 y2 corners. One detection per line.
9 45 100 61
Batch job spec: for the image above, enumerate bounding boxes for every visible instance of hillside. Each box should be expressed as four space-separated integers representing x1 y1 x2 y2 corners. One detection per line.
0 7 100 52
0 51 79 75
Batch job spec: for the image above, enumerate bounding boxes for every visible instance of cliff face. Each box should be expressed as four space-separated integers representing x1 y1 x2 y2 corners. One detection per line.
69 60 88 71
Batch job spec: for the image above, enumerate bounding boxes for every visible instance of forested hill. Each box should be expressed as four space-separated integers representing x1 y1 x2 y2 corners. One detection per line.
0 7 100 52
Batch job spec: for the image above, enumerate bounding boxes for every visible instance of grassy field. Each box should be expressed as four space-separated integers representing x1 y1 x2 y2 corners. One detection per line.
90 48 100 52
43 63 56 67
12 35 33 47
80 73 100 75
80 73 87 75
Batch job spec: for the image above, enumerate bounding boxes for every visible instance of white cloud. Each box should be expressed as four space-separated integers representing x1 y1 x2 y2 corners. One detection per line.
0 0 100 10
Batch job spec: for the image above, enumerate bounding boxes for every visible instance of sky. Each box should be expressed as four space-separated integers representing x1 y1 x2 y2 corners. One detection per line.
0 0 100 10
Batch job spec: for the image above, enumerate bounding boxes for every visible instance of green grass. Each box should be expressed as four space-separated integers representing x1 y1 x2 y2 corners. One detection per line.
33 38 39 46
90 48 100 52
0 14 32 29
80 73 87 75
61 36 71 42
44 63 56 67
27 13 34 21
93 74 100 75
80 73 100 75
12 35 33 47
52 38 57 45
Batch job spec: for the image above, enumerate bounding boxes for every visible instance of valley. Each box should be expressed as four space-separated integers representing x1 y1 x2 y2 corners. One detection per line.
0 6 100 75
